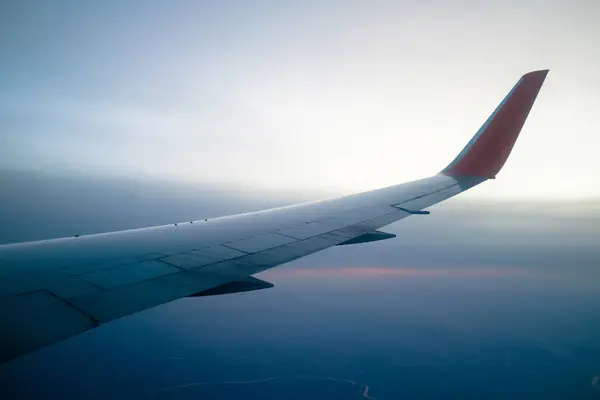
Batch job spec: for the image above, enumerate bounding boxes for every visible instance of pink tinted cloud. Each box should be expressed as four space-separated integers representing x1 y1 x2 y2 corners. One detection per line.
264 266 530 279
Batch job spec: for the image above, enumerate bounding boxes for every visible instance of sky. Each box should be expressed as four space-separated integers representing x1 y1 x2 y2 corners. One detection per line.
1 0 599 199
1 3 600 396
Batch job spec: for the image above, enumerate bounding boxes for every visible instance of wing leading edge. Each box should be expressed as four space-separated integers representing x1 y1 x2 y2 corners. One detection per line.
0 70 549 363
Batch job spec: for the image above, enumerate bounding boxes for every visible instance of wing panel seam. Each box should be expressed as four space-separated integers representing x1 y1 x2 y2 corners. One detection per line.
42 289 101 327
390 183 459 207
220 244 251 254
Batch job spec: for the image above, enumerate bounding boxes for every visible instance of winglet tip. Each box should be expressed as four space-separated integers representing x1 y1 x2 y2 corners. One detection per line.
524 68 549 75
442 69 549 179
522 69 550 81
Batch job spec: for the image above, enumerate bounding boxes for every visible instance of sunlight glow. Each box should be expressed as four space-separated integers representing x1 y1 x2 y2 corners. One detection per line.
1 1 599 199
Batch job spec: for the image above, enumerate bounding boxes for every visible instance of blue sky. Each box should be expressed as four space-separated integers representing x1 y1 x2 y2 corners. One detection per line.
1 0 599 199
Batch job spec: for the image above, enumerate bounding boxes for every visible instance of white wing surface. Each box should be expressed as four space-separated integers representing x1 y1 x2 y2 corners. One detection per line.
0 70 549 363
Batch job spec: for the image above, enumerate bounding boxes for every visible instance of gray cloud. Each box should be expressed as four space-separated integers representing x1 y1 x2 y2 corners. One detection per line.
1 170 598 274
0 169 323 244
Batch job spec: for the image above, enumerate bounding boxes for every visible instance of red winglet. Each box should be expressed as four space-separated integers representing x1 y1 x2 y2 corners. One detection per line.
442 70 549 178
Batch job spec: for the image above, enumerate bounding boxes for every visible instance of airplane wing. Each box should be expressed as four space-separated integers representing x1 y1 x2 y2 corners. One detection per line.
0 70 548 363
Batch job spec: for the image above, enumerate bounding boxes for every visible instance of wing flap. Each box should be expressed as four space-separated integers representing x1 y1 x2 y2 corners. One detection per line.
77 260 182 290
68 268 236 323
0 291 98 362
159 245 246 270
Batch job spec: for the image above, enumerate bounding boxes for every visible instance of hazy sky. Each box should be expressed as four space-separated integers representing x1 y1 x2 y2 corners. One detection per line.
2 170 599 268
1 0 599 199
2 4 599 395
